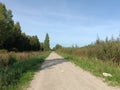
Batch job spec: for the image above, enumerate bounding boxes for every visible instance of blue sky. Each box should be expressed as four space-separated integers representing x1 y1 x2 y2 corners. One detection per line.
1 0 120 48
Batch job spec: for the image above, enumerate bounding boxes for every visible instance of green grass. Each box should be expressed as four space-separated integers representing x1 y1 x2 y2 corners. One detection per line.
0 51 50 90
57 52 120 86
7 71 33 90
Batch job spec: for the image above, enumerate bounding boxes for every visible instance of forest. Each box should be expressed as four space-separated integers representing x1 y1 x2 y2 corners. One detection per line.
0 3 50 90
0 3 50 52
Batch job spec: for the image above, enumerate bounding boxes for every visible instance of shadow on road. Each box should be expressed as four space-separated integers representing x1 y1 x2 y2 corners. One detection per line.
40 58 68 70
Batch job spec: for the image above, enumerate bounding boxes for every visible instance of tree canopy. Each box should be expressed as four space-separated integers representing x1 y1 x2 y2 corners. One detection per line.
0 2 50 51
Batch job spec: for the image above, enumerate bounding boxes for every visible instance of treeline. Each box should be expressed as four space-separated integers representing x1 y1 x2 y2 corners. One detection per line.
0 3 50 51
56 35 120 65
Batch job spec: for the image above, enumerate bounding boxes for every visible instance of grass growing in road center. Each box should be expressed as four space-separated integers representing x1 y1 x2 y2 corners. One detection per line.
57 52 120 86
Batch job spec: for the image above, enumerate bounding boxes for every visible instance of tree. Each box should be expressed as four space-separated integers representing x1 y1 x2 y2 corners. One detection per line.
29 36 40 51
40 42 44 51
43 33 50 51
53 44 62 50
0 3 14 49
13 22 22 49
0 2 41 51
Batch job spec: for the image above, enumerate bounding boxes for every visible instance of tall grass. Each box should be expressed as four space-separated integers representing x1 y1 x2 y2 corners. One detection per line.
0 51 50 90
0 52 41 67
57 35 120 65
56 35 120 86
57 52 120 86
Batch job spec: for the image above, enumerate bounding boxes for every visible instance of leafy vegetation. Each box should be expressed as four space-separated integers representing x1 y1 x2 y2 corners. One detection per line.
0 3 51 90
56 35 120 65
0 51 50 90
53 44 62 50
56 35 120 86
57 52 120 86
0 2 51 51
0 52 42 67
44 33 50 51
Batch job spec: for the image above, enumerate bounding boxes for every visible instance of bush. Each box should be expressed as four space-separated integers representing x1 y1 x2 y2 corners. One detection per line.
0 49 8 53
56 35 120 65
8 56 17 66
0 51 50 90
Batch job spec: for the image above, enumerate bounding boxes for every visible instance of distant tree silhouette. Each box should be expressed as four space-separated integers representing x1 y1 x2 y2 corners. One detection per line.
44 33 50 51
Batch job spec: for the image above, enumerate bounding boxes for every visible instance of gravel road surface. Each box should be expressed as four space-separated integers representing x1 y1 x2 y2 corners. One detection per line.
27 52 119 90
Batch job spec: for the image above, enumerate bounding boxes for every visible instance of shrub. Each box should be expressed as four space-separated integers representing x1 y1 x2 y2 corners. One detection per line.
8 56 17 66
56 35 120 65
0 51 50 90
0 49 8 53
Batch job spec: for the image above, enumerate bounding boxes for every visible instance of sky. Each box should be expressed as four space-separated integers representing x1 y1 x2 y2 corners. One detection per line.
1 0 120 48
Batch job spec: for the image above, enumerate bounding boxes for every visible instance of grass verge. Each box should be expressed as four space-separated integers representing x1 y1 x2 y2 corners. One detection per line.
57 52 120 86
0 51 50 90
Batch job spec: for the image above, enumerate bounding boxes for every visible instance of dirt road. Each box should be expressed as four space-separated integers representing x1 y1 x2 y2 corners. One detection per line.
27 52 119 90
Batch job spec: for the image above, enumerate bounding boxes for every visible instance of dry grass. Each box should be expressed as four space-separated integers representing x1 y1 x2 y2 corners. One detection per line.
0 51 50 90
0 51 41 61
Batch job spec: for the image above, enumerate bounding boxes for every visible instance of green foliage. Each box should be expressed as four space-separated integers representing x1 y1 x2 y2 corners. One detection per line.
0 51 50 90
53 44 62 50
56 35 120 65
0 49 7 53
58 52 120 86
0 2 42 51
29 36 40 51
40 43 44 51
44 33 50 51
8 56 17 66
56 35 120 86
0 3 14 49
0 55 16 68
